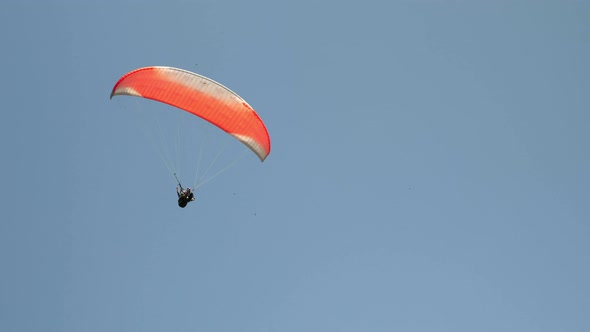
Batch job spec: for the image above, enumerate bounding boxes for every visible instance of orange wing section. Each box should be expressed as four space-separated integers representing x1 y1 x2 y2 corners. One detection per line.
110 66 270 161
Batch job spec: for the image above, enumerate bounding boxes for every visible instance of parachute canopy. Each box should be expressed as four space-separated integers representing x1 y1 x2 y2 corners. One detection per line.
110 66 271 161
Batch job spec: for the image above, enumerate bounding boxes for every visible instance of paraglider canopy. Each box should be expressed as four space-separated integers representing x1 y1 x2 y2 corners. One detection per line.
110 66 271 161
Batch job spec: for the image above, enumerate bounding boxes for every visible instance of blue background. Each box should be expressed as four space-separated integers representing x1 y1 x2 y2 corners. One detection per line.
1 1 589 331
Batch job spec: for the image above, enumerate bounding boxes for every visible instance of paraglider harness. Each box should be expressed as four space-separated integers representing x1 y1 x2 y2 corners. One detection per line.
175 173 195 208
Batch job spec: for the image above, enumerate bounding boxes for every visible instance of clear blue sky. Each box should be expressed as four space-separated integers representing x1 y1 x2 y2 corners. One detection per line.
2 1 589 331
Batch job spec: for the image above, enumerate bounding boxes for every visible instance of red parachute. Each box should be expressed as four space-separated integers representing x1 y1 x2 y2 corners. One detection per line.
110 66 271 161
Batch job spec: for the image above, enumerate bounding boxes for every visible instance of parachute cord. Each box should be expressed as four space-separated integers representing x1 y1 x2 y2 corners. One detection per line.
195 148 249 190
116 98 251 191
133 98 177 177
175 112 184 180
198 136 230 186
193 125 210 189
151 106 178 176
